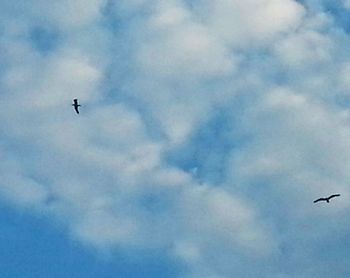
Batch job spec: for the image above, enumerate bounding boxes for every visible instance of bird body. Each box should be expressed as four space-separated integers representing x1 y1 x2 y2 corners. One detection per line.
313 194 340 203
72 98 81 114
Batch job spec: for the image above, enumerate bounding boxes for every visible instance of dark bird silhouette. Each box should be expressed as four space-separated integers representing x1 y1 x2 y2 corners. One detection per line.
313 194 340 203
72 99 81 114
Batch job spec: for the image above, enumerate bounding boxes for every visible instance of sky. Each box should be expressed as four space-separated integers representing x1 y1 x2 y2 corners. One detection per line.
1 0 350 277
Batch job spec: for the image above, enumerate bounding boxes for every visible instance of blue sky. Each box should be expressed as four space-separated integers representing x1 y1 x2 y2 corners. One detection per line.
0 203 180 278
2 0 350 277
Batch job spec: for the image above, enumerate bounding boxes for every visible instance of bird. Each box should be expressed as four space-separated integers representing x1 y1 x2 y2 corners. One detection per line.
313 194 340 203
72 98 81 114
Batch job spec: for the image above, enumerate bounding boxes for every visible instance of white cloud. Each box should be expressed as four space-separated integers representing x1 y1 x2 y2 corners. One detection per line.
190 0 305 47
274 30 333 67
137 0 237 80
0 154 49 208
339 62 350 92
179 185 274 253
227 87 350 215
344 0 350 10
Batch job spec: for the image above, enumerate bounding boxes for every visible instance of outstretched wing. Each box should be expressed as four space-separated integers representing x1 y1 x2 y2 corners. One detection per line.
328 194 340 200
313 198 326 203
74 105 80 114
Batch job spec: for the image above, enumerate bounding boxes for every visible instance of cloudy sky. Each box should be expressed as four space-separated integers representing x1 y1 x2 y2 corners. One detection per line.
1 0 350 277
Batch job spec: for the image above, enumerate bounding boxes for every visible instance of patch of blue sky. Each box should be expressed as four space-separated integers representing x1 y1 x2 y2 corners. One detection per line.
0 203 181 278
102 0 153 32
322 2 350 32
29 26 60 55
166 105 247 185
279 224 350 277
299 0 350 32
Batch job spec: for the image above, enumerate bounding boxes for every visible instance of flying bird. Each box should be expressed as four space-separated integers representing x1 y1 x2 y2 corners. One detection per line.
313 194 340 203
72 98 81 114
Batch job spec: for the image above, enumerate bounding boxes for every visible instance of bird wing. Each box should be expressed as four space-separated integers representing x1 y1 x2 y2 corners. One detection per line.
329 194 340 199
313 198 326 203
74 105 80 114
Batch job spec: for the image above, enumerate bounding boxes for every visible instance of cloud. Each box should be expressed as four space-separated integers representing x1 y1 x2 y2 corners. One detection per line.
345 0 350 9
188 0 305 47
0 151 49 208
2 0 350 277
274 30 333 68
